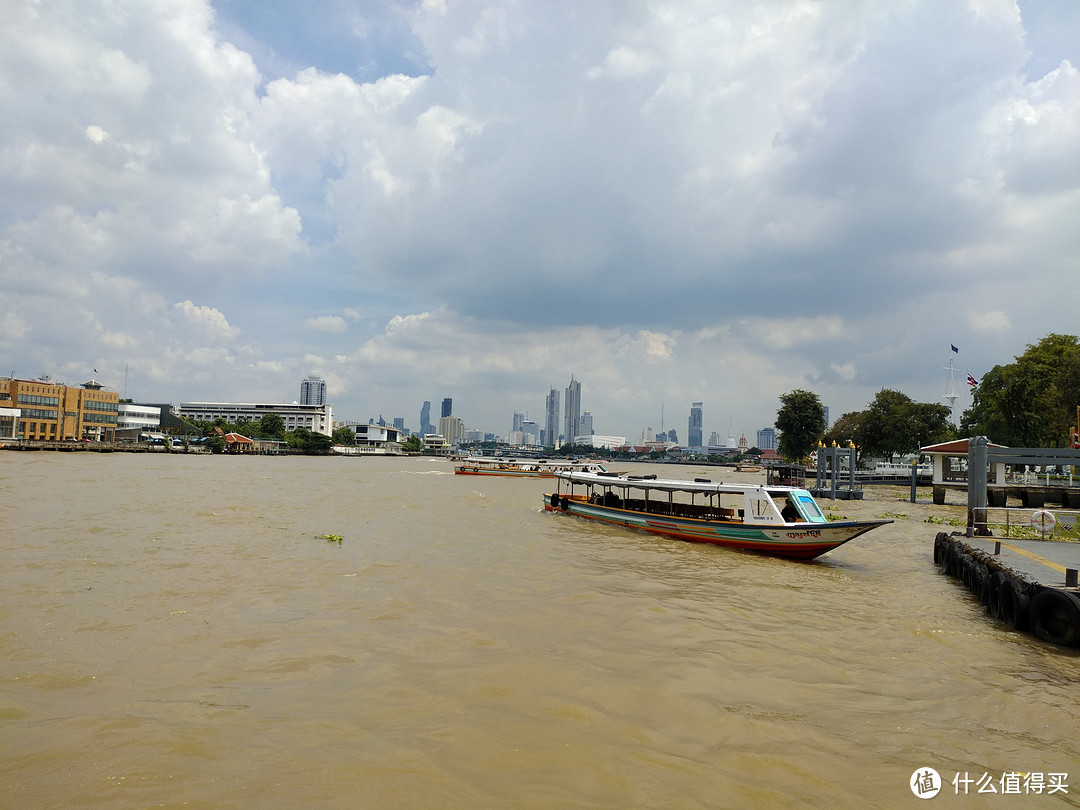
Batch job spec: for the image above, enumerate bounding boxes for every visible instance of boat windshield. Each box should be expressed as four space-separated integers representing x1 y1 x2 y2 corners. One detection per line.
792 490 827 523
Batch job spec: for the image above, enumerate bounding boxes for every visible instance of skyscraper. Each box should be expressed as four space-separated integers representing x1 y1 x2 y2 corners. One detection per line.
420 401 433 436
756 427 776 450
441 397 453 418
579 410 593 437
688 402 703 447
544 387 561 447
564 376 581 443
300 375 327 406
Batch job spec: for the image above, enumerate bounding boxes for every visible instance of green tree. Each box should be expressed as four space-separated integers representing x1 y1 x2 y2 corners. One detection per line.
961 333 1080 446
402 434 423 452
775 389 826 462
824 411 867 462
860 389 918 461
285 428 334 454
259 413 287 439
332 426 355 446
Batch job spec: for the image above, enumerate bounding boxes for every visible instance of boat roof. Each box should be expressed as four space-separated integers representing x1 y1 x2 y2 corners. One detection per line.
556 470 805 496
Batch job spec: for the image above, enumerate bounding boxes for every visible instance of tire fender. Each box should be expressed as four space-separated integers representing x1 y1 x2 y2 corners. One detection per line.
1028 589 1080 647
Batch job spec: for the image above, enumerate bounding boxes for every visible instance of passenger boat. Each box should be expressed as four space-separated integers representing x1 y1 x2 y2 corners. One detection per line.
454 457 613 478
735 463 764 473
543 471 891 560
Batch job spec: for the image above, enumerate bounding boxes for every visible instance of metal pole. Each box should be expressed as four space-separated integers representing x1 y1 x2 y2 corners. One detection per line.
968 436 988 536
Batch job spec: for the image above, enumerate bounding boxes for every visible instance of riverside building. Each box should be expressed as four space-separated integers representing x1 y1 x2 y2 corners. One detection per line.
178 401 333 436
0 376 119 441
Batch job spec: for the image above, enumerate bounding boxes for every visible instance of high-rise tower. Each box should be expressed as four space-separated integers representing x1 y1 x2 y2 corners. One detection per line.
564 376 581 443
688 402 703 448
420 401 433 436
544 387 561 446
300 375 327 406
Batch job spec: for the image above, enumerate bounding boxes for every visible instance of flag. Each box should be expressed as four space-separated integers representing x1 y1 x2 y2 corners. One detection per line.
966 374 978 387
950 345 958 353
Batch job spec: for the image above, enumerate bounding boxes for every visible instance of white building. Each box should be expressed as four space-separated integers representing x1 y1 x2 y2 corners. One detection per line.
574 434 625 450
117 403 161 432
178 401 333 436
0 406 20 439
333 423 403 455
438 415 466 446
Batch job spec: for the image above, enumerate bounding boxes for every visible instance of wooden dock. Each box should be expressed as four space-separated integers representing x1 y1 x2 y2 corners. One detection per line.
934 531 1080 648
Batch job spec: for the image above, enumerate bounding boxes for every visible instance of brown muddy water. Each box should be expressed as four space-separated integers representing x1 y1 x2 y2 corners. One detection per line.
2 453 1077 808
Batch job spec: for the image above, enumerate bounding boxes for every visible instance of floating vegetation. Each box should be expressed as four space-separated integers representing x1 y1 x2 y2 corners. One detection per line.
879 511 908 520
821 505 848 522
318 533 343 544
925 515 964 527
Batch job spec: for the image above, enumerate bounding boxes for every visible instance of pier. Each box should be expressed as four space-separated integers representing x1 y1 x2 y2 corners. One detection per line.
2 439 185 453
934 532 1080 648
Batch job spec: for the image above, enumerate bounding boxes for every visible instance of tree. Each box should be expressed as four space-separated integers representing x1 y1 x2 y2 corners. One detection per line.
402 435 423 452
775 389 826 462
284 428 334 454
259 413 287 440
332 426 355 446
824 411 867 462
861 389 917 461
961 333 1080 446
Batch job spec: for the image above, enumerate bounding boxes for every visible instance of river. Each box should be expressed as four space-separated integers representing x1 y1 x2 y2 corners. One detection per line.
2 452 1077 808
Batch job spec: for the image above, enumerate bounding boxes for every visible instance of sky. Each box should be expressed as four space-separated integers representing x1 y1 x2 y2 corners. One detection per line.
2 0 1079 443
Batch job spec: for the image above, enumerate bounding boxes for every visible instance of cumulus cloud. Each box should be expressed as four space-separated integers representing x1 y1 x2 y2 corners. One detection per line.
171 301 240 340
1 1 1078 438
304 315 348 333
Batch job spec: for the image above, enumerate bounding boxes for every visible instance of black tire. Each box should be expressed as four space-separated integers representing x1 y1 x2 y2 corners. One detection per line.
987 571 1006 619
998 579 1031 631
559 496 569 511
1028 589 1080 647
938 542 954 575
971 563 990 605
933 532 948 564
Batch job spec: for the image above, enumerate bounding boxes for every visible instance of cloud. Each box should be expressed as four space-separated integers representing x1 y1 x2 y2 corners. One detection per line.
304 315 348 333
1 1 1078 440
171 301 240 340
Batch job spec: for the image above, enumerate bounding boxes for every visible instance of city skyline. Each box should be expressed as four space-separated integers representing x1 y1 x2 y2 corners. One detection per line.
4 3 1077 440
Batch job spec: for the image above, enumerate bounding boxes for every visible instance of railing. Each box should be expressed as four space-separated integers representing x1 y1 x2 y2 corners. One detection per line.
981 506 1080 539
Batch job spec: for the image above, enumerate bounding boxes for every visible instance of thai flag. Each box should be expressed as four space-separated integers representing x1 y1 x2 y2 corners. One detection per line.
966 374 978 387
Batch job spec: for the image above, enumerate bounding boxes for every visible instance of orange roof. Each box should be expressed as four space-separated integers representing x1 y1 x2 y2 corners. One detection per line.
223 432 254 443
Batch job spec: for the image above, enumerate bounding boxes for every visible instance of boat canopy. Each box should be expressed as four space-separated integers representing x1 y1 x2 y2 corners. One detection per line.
556 470 796 496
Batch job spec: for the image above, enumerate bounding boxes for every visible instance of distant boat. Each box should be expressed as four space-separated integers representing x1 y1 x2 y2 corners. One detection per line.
454 457 614 478
544 470 891 560
735 463 764 473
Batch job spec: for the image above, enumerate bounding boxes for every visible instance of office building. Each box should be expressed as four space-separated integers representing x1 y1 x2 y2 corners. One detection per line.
420 401 434 436
577 410 593 440
544 387 560 446
756 427 776 451
564 376 581 445
688 402 703 448
438 415 465 446
178 401 333 436
441 397 453 418
0 376 119 441
299 375 327 406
